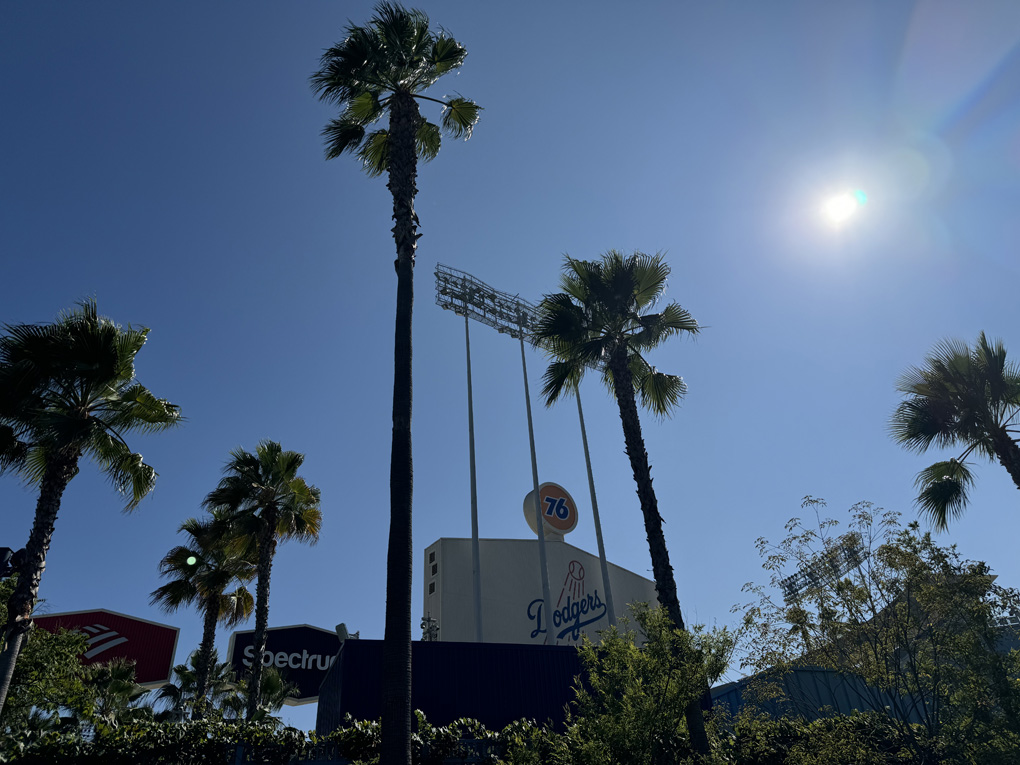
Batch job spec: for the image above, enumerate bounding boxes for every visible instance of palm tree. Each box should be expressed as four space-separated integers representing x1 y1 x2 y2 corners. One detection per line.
220 665 298 725
533 251 711 756
0 300 181 717
310 6 480 763
150 512 255 718
86 657 153 727
890 332 1020 529
202 441 321 721
155 649 237 720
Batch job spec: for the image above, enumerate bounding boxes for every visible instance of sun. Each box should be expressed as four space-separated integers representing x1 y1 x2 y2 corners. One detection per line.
822 189 868 226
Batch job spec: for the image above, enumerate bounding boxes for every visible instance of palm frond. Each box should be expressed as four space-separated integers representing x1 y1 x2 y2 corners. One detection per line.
416 120 441 161
440 97 481 139
635 367 687 418
357 130 390 176
631 302 699 351
150 579 199 612
322 119 367 161
430 35 467 74
347 91 384 124
105 383 182 434
914 459 975 531
629 251 671 309
540 359 585 407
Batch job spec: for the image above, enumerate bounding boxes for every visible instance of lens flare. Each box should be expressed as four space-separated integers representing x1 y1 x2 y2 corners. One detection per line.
822 189 867 226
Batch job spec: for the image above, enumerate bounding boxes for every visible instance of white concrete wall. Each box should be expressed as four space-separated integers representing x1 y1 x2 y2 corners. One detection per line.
423 538 658 645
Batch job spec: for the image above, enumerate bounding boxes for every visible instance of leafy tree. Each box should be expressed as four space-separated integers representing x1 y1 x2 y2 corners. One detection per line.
150 512 255 718
0 300 181 717
533 250 711 755
562 606 733 765
739 497 1020 763
0 577 92 731
203 440 321 721
310 6 481 764
890 332 1020 529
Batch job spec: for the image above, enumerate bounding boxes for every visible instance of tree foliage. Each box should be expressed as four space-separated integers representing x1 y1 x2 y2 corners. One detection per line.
737 497 1020 763
0 578 91 732
559 606 733 765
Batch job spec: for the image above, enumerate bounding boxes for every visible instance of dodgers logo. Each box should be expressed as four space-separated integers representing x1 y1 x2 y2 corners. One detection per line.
527 560 608 642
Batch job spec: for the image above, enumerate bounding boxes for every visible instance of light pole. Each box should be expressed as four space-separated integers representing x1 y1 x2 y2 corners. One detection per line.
435 264 618 640
436 265 554 643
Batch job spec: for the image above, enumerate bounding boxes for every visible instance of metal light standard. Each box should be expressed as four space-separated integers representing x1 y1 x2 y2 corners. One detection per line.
436 264 619 640
436 265 554 643
574 392 616 626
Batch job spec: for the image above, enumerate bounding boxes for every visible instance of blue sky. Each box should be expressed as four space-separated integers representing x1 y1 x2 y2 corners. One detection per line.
3 1 1020 729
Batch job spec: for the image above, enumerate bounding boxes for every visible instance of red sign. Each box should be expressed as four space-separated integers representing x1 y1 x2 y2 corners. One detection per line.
34 609 179 686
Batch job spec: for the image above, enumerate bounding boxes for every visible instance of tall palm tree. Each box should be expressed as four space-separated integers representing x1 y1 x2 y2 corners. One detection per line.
310 6 480 763
533 251 710 756
150 512 255 718
202 440 321 721
890 332 1020 529
0 300 181 717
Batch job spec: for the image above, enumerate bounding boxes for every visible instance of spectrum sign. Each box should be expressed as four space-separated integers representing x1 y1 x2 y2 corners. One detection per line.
227 624 341 705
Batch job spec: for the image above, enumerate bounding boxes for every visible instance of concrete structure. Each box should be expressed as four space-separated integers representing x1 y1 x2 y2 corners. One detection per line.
423 538 657 646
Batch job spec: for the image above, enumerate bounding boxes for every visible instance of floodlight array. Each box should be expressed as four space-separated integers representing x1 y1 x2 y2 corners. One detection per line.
435 263 540 340
780 538 866 604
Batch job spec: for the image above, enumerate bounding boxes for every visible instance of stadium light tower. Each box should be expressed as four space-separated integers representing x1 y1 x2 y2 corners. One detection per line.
436 264 618 642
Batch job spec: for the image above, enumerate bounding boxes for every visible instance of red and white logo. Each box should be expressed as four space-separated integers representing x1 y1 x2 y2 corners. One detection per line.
34 609 179 686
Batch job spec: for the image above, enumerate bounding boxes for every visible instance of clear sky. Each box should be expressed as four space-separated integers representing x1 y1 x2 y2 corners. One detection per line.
3 1 1020 730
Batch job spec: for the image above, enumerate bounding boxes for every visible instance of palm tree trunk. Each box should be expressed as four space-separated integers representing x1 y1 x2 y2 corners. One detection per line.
991 427 1020 490
0 449 79 718
245 508 278 721
607 351 711 758
193 596 220 720
381 91 420 765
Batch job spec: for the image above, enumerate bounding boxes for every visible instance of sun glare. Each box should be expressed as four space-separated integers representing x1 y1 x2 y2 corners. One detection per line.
822 189 867 226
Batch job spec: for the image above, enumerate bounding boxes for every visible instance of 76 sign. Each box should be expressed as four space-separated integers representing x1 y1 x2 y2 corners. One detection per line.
523 482 578 538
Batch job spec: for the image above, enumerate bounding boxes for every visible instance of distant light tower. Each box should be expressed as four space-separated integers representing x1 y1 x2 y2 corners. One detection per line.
436 264 618 641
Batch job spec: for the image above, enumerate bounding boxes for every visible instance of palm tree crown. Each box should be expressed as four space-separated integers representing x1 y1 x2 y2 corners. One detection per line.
890 332 1020 529
150 512 255 717
203 440 321 721
0 300 180 718
0 299 181 505
310 2 480 176
534 250 699 413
